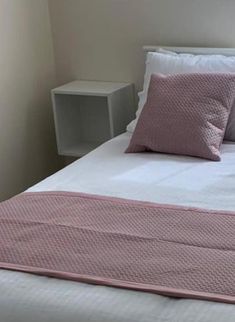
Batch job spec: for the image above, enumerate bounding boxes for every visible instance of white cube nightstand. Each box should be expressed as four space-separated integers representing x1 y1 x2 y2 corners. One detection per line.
51 80 135 157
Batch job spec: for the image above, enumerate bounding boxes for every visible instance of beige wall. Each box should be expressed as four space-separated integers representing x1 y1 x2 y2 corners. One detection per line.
48 0 235 91
0 0 59 201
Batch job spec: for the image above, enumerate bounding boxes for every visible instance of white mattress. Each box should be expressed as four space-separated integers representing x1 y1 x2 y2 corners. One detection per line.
1 132 235 322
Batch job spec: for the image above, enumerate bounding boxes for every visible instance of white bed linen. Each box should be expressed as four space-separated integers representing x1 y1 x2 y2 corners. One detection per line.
1 132 235 322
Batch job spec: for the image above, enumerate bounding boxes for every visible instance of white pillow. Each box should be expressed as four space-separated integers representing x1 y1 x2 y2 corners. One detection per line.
127 52 235 141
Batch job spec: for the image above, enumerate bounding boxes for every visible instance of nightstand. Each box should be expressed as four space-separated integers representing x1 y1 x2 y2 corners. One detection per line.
51 80 135 157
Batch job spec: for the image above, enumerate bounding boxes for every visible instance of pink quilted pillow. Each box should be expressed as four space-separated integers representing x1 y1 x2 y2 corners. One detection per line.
126 73 235 161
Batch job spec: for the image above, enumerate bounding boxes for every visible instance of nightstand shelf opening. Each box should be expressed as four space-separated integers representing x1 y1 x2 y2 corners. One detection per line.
52 80 135 157
61 141 103 157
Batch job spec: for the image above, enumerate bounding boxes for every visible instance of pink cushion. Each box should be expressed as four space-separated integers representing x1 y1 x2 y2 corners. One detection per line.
126 73 235 161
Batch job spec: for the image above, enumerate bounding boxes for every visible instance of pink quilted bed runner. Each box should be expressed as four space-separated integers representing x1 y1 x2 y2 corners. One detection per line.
0 191 235 304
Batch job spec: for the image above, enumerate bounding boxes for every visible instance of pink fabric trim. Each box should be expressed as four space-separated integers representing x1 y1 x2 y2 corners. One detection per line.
0 263 234 304
23 191 235 217
0 191 235 304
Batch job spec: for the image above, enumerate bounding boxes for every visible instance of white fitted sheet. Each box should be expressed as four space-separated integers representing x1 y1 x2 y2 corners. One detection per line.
1 132 235 322
29 132 235 211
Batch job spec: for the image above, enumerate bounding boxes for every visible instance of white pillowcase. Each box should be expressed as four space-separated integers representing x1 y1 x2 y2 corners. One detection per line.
127 51 235 141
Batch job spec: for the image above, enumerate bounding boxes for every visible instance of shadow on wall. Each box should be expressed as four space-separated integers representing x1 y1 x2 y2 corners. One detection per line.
0 95 63 202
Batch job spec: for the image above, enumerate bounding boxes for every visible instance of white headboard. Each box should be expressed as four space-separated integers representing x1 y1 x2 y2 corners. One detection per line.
143 46 235 56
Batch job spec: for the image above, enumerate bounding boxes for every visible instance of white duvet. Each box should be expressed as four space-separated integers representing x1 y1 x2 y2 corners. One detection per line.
1 132 235 322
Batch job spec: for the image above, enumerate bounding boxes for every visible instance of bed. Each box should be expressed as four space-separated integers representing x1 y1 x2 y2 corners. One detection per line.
1 47 235 322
